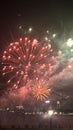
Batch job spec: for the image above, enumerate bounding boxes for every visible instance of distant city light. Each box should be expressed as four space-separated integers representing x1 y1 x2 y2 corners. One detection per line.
6 107 9 111
16 105 24 109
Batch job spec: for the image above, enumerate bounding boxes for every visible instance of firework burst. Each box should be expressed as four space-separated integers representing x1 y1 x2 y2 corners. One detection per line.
2 37 55 89
31 80 51 101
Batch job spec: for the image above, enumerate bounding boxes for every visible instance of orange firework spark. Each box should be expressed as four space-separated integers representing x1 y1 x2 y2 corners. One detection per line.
31 80 51 101
2 37 54 89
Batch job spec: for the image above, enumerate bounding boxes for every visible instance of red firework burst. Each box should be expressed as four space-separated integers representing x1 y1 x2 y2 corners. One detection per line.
2 37 55 89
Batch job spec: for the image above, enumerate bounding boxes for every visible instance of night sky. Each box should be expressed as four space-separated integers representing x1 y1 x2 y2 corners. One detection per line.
0 0 73 44
1 0 73 109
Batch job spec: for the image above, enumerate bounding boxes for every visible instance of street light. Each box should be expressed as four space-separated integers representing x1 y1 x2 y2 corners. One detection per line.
45 100 50 104
57 100 60 109
48 110 54 130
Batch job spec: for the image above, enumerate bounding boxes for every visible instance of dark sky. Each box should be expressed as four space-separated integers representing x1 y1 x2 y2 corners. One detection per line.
0 0 73 45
